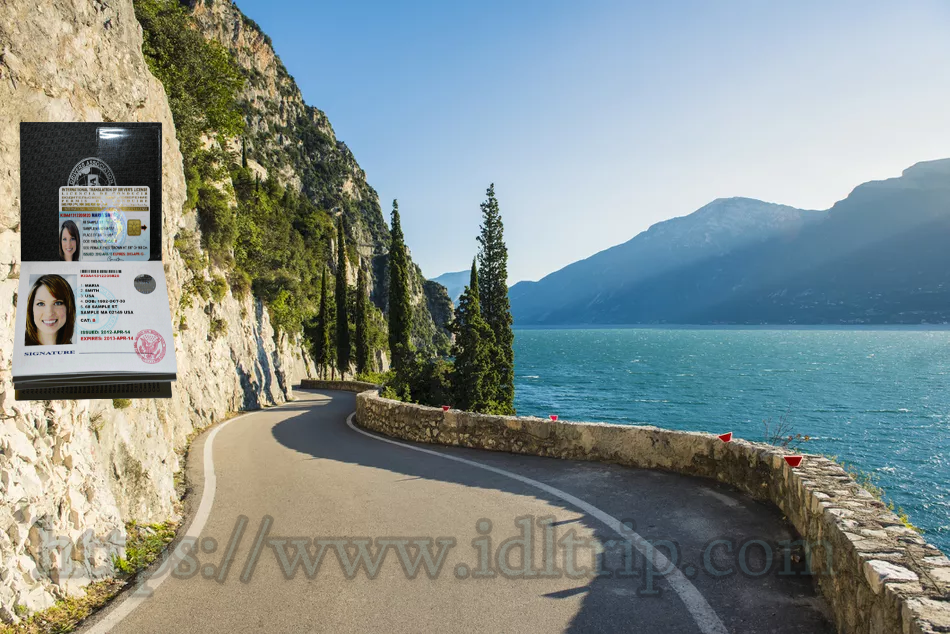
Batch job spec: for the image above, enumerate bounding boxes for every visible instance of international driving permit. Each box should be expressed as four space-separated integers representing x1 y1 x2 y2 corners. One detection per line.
58 186 150 261
12 261 176 387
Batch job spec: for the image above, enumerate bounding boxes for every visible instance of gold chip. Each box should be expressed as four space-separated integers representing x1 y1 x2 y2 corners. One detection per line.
127 219 141 236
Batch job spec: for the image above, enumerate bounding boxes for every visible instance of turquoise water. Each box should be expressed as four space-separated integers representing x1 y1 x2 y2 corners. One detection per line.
512 327 950 555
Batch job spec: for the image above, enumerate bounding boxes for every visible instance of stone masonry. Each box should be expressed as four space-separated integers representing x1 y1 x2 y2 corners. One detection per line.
300 379 379 393
354 388 950 634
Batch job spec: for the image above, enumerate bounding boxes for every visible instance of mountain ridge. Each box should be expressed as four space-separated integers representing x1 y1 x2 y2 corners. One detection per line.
429 270 469 305
187 0 452 353
511 159 950 325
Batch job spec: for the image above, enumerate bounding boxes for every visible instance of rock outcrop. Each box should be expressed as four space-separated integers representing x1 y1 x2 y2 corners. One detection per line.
186 0 452 353
0 0 313 621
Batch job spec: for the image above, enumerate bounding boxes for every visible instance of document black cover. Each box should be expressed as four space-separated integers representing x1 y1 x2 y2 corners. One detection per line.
19 122 162 262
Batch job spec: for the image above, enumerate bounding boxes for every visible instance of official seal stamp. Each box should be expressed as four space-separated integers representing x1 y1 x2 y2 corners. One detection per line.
67 158 116 187
134 329 166 364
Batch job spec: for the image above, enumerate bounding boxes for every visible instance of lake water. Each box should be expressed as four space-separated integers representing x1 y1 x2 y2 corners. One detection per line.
512 326 950 555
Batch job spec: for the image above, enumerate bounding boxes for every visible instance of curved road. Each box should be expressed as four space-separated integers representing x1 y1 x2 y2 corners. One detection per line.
82 389 833 633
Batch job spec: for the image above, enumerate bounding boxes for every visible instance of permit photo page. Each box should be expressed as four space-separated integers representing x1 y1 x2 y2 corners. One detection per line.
14 122 176 400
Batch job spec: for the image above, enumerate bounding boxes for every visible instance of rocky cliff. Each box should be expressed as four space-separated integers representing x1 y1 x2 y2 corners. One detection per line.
186 0 451 353
0 0 315 622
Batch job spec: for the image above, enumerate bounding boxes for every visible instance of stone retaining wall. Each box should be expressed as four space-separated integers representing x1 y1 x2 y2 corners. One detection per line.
299 379 380 393
355 388 950 634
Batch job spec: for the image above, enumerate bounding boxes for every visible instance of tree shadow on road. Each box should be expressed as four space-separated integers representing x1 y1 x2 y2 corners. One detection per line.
270 389 833 634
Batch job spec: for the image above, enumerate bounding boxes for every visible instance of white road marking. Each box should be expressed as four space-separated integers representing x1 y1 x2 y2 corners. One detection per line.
86 395 727 634
346 413 729 634
85 409 259 634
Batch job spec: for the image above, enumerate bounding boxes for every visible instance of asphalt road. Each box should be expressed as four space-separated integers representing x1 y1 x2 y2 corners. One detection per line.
82 389 834 633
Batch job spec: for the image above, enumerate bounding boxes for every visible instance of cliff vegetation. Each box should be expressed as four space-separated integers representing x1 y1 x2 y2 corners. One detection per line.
136 0 450 368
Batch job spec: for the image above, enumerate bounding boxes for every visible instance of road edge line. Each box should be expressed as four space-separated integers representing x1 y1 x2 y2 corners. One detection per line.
84 408 257 633
345 411 729 634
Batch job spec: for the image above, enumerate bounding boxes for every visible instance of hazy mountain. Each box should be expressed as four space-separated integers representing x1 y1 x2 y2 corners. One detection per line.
510 198 825 322
510 159 950 325
430 270 470 305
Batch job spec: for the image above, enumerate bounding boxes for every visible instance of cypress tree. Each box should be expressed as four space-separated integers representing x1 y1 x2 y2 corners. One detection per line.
451 259 495 412
315 266 333 379
335 215 350 378
241 136 247 169
354 264 370 376
476 184 515 414
387 200 413 389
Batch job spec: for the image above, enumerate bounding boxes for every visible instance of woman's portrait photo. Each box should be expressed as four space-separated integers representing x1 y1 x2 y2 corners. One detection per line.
25 274 76 346
59 220 81 261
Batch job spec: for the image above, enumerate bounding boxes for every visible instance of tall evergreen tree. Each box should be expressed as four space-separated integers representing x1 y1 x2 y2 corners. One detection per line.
241 136 247 169
387 200 414 390
476 184 515 414
354 264 371 376
451 259 495 412
315 266 333 379
335 215 351 378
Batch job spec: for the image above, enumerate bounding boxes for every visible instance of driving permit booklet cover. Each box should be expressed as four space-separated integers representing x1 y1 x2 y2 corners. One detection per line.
15 122 176 401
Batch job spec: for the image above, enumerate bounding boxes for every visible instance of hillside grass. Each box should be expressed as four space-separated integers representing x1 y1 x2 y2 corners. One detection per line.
0 522 175 634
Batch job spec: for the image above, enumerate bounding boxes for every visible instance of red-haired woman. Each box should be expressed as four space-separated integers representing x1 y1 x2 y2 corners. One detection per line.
25 274 76 345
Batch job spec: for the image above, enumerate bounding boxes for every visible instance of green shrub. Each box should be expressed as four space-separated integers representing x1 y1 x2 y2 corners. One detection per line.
380 385 401 401
380 357 454 407
134 0 244 164
174 229 205 274
196 184 236 265
183 275 211 301
355 370 392 385
228 269 251 299
210 274 229 303
112 399 132 409
111 521 176 576
264 288 301 335
183 165 200 212
410 357 454 407
209 318 227 340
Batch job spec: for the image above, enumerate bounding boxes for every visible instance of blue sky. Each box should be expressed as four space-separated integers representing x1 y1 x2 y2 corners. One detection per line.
233 0 950 284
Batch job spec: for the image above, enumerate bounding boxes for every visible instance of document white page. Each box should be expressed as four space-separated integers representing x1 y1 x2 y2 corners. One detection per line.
13 261 176 383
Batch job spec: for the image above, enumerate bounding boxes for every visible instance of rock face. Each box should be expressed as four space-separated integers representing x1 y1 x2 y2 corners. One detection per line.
429 270 469 306
186 0 452 354
423 280 454 337
0 0 313 621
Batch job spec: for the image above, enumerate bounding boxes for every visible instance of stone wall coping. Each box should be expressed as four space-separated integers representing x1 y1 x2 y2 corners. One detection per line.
352 386 950 634
299 379 381 393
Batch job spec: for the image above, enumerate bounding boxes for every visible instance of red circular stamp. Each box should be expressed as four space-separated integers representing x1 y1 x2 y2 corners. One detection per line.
134 329 166 364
